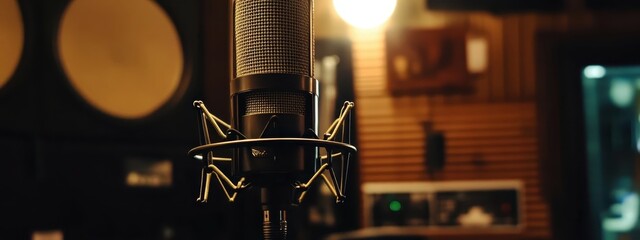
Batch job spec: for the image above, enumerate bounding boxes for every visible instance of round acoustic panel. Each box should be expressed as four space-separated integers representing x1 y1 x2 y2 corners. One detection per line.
0 0 24 90
58 0 184 120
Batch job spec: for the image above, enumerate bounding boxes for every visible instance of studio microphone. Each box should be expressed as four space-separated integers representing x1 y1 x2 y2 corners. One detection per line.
188 0 356 239
233 0 316 238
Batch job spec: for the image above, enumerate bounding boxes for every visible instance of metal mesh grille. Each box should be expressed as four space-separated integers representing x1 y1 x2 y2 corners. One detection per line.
234 0 312 77
244 91 306 116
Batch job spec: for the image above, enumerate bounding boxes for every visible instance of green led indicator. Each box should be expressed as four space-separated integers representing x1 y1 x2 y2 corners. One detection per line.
389 200 402 212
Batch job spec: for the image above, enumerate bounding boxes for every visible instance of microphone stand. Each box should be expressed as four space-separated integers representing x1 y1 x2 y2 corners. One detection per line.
263 208 287 240
260 186 291 240
189 101 356 240
261 184 290 239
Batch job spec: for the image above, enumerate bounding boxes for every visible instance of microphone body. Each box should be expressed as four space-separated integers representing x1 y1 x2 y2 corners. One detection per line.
188 1 353 238
189 1 354 239
230 0 316 238
231 75 318 183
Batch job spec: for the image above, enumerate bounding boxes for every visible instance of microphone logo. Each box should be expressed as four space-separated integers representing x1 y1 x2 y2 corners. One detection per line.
251 147 269 158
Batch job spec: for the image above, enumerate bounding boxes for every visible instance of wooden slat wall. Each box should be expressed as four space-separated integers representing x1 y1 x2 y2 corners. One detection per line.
434 103 547 237
337 2 640 239
350 25 549 239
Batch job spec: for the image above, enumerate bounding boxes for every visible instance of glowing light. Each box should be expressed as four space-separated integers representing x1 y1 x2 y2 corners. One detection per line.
603 192 639 232
389 200 402 212
333 0 397 29
583 65 606 79
609 79 634 108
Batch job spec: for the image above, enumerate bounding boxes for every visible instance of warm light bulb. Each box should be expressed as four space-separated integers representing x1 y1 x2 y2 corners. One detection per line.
333 0 397 29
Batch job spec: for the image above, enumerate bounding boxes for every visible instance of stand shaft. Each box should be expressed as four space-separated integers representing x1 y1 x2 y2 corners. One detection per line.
263 210 287 240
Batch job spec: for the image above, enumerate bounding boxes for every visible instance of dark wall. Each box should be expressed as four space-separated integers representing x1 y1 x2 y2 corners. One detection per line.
537 32 640 240
0 0 232 239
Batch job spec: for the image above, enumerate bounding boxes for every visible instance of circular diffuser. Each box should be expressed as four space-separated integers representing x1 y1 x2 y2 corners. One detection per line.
58 0 184 119
0 0 24 90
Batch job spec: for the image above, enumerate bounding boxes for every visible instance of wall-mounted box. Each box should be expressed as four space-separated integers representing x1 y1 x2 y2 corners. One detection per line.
385 28 473 95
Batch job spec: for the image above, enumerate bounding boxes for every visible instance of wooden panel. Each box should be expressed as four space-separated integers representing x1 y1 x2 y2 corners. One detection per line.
486 15 506 101
504 15 522 100
520 14 538 98
351 27 550 239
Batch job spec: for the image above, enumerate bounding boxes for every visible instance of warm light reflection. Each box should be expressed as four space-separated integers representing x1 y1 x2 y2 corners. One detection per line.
125 159 173 187
32 230 63 240
0 0 24 89
58 0 183 119
333 0 397 29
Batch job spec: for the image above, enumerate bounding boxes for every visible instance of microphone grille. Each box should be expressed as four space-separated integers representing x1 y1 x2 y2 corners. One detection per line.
234 0 313 78
244 91 307 116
